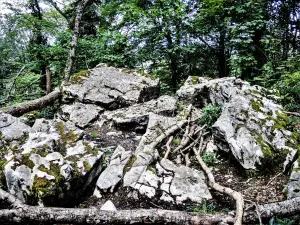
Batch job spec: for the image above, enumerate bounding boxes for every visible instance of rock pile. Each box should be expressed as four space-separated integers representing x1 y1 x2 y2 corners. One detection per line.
0 65 299 208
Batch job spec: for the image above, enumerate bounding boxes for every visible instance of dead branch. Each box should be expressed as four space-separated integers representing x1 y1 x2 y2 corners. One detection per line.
0 89 61 117
284 111 300 117
174 124 196 153
192 147 244 225
163 136 174 159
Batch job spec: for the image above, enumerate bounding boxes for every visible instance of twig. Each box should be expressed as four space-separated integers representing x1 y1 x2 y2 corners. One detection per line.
185 153 191 167
266 173 282 188
255 202 262 225
163 136 174 159
173 124 196 153
192 147 244 225
284 111 300 117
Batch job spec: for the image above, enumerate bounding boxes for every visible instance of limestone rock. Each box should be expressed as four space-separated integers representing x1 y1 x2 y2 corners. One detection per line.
1 118 104 206
177 76 298 171
0 112 31 141
100 200 117 211
60 103 103 128
96 145 132 192
63 65 159 109
103 95 177 132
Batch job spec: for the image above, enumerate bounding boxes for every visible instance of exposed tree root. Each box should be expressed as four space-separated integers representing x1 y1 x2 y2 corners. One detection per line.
163 136 174 159
192 146 244 225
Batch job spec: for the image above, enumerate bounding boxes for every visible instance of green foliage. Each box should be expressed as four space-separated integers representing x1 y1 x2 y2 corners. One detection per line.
268 217 294 225
198 104 222 128
91 131 98 138
275 72 300 112
186 199 218 214
201 152 217 167
173 138 181 146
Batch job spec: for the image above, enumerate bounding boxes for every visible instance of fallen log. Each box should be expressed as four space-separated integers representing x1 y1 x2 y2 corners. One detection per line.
0 207 233 225
1 197 300 224
0 89 61 117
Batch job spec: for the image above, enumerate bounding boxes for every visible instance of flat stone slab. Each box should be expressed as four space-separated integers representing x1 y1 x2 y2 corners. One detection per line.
63 65 159 109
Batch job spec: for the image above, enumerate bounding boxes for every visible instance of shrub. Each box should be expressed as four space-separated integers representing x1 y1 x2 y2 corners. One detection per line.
198 104 221 128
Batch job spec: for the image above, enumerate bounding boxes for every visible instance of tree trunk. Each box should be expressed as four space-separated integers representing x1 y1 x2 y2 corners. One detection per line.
166 31 179 91
64 0 92 82
45 66 52 94
1 197 300 224
217 29 228 77
0 89 61 117
29 0 48 91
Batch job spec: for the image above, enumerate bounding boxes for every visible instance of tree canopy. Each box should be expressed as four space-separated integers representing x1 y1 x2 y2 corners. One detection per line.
0 0 299 111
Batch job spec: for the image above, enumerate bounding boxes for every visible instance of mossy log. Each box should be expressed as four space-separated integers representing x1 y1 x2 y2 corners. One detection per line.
0 89 61 117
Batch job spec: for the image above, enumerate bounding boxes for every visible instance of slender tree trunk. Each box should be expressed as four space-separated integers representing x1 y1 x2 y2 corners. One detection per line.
217 29 228 77
29 0 48 91
64 0 92 82
46 66 52 94
166 32 179 91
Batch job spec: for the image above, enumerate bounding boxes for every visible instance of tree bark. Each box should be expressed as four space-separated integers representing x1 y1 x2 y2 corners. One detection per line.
45 66 52 94
0 89 61 117
64 0 92 82
1 197 300 224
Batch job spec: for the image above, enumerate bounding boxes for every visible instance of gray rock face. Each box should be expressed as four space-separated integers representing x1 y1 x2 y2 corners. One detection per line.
103 95 177 132
177 76 297 171
0 112 31 141
1 118 103 206
96 145 132 192
63 65 159 109
60 103 104 128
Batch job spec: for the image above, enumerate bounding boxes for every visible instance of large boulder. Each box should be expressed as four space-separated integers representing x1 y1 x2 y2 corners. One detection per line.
63 65 159 109
0 116 104 206
177 76 298 171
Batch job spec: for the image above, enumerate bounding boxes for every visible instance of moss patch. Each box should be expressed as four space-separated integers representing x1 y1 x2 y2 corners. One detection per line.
250 99 263 112
191 76 199 85
69 70 89 85
55 122 79 155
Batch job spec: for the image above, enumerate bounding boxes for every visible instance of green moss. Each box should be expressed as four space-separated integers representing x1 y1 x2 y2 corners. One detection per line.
173 138 181 145
251 89 260 95
83 142 99 156
176 103 185 112
275 110 290 123
250 99 263 112
0 159 8 188
113 113 126 118
147 165 156 174
83 161 92 171
191 76 199 85
69 70 89 84
55 122 79 155
22 154 35 169
124 156 137 173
